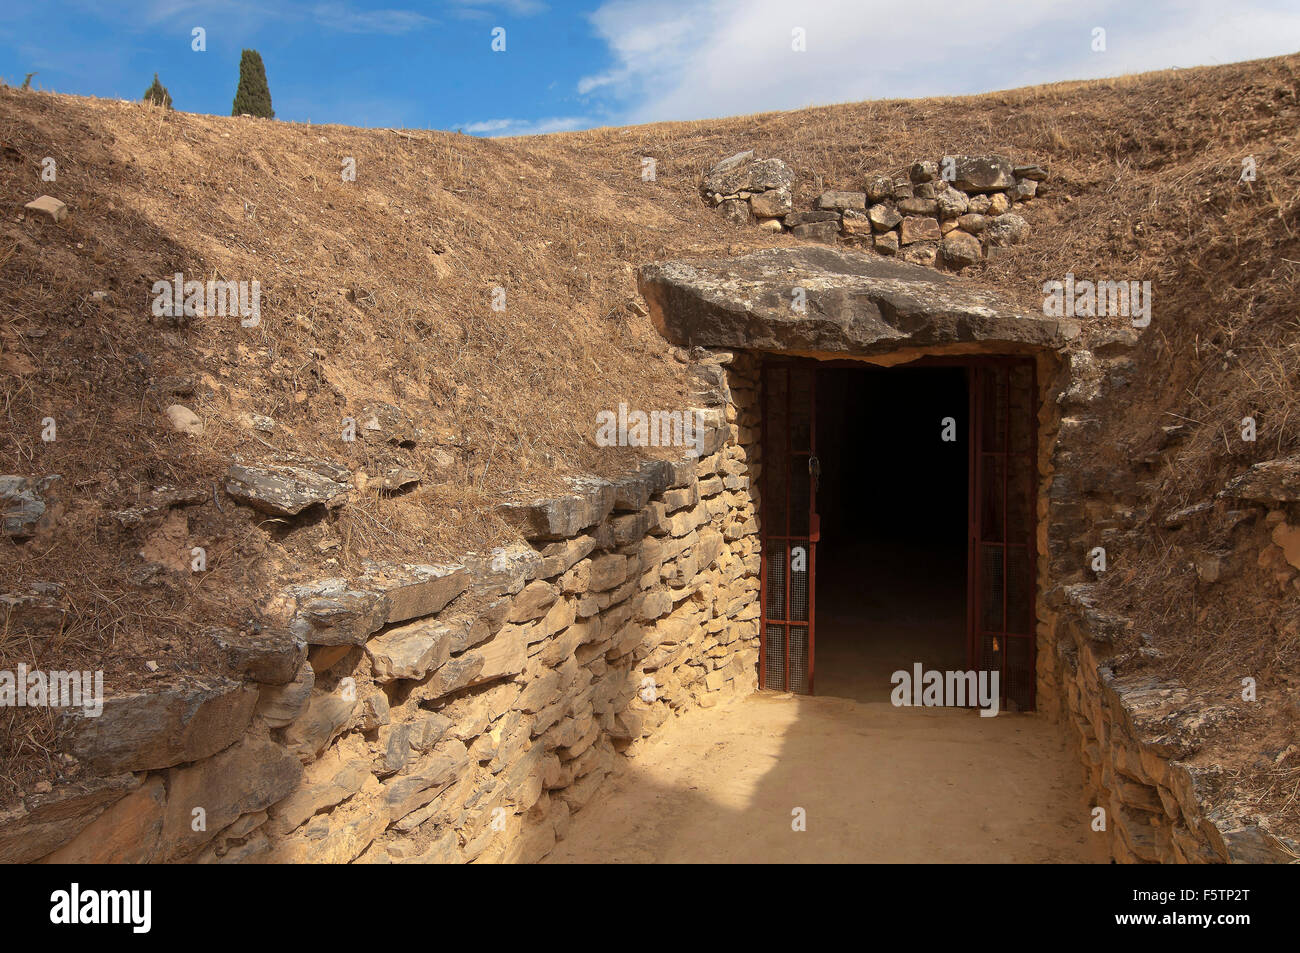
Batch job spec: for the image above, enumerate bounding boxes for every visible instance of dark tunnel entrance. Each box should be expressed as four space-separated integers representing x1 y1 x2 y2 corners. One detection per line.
759 357 1038 710
815 364 969 703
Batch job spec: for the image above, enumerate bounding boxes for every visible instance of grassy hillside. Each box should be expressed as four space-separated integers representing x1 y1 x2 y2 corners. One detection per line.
2 54 1298 827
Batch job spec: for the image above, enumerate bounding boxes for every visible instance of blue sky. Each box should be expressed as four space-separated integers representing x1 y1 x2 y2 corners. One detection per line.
2 1 1299 135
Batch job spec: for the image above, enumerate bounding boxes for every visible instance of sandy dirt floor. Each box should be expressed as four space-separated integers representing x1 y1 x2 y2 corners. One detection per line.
549 515 1106 863
547 692 1108 863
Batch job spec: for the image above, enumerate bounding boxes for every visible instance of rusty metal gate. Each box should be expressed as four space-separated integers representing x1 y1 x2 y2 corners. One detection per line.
759 363 818 694
758 358 1037 708
967 360 1038 711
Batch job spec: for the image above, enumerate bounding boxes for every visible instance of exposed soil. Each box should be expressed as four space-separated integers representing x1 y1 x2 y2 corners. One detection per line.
548 693 1107 863
2 54 1298 827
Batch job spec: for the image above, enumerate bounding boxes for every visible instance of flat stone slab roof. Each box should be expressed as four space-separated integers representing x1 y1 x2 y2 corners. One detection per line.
638 246 1077 360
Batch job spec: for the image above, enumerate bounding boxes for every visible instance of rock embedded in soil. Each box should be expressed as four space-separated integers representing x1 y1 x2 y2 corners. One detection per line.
783 209 840 227
224 459 351 516
1 474 58 538
357 562 469 625
24 195 67 222
282 578 391 646
164 403 203 435
719 198 752 226
1218 454 1300 502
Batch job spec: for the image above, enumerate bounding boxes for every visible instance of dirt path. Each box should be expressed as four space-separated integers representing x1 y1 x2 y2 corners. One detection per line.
547 692 1107 863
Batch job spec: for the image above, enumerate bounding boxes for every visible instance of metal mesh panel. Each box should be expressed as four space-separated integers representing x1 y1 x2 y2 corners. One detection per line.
1007 545 1032 636
789 462 810 536
764 538 785 621
790 548 809 622
1009 364 1034 453
980 544 1004 632
1008 457 1033 540
765 624 786 691
981 368 1008 452
980 454 1005 542
788 626 809 694
767 453 787 534
980 633 1002 679
1006 636 1033 711
790 370 813 450
765 542 787 620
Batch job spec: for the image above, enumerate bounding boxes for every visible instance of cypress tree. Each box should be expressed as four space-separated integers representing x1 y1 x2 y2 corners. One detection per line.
231 49 274 118
142 73 172 108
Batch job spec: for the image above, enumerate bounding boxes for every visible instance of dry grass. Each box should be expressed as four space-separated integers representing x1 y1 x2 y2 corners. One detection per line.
1 54 1298 819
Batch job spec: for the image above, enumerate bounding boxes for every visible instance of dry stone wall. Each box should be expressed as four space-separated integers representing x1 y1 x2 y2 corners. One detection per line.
6 354 762 864
1036 331 1299 863
703 150 1044 270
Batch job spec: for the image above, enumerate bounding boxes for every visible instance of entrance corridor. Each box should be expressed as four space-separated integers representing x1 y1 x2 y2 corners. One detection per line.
546 691 1106 863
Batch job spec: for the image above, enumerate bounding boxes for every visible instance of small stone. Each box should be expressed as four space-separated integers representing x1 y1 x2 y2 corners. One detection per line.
376 468 420 492
985 213 1030 247
1013 164 1049 181
898 197 938 216
783 210 840 227
24 195 67 222
987 193 1011 215
756 217 784 233
874 232 899 255
956 213 988 233
164 404 203 436
1014 179 1037 201
863 175 893 202
867 203 902 232
936 189 969 220
791 221 839 244
719 198 752 226
749 188 792 217
899 216 941 244
814 190 866 211
909 160 938 183
943 155 1015 192
0 475 58 539
967 194 993 215
900 242 938 266
941 230 983 268
839 209 872 236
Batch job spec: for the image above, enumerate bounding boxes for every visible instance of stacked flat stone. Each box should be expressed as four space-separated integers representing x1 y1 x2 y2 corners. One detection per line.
703 152 1048 272
8 357 763 864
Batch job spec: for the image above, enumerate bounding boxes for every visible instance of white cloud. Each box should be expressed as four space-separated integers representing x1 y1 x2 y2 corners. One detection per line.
311 3 433 34
462 115 589 136
580 0 1300 124
444 0 548 18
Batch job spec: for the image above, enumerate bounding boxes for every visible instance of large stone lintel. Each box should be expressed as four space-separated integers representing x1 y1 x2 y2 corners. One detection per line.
638 246 1076 358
